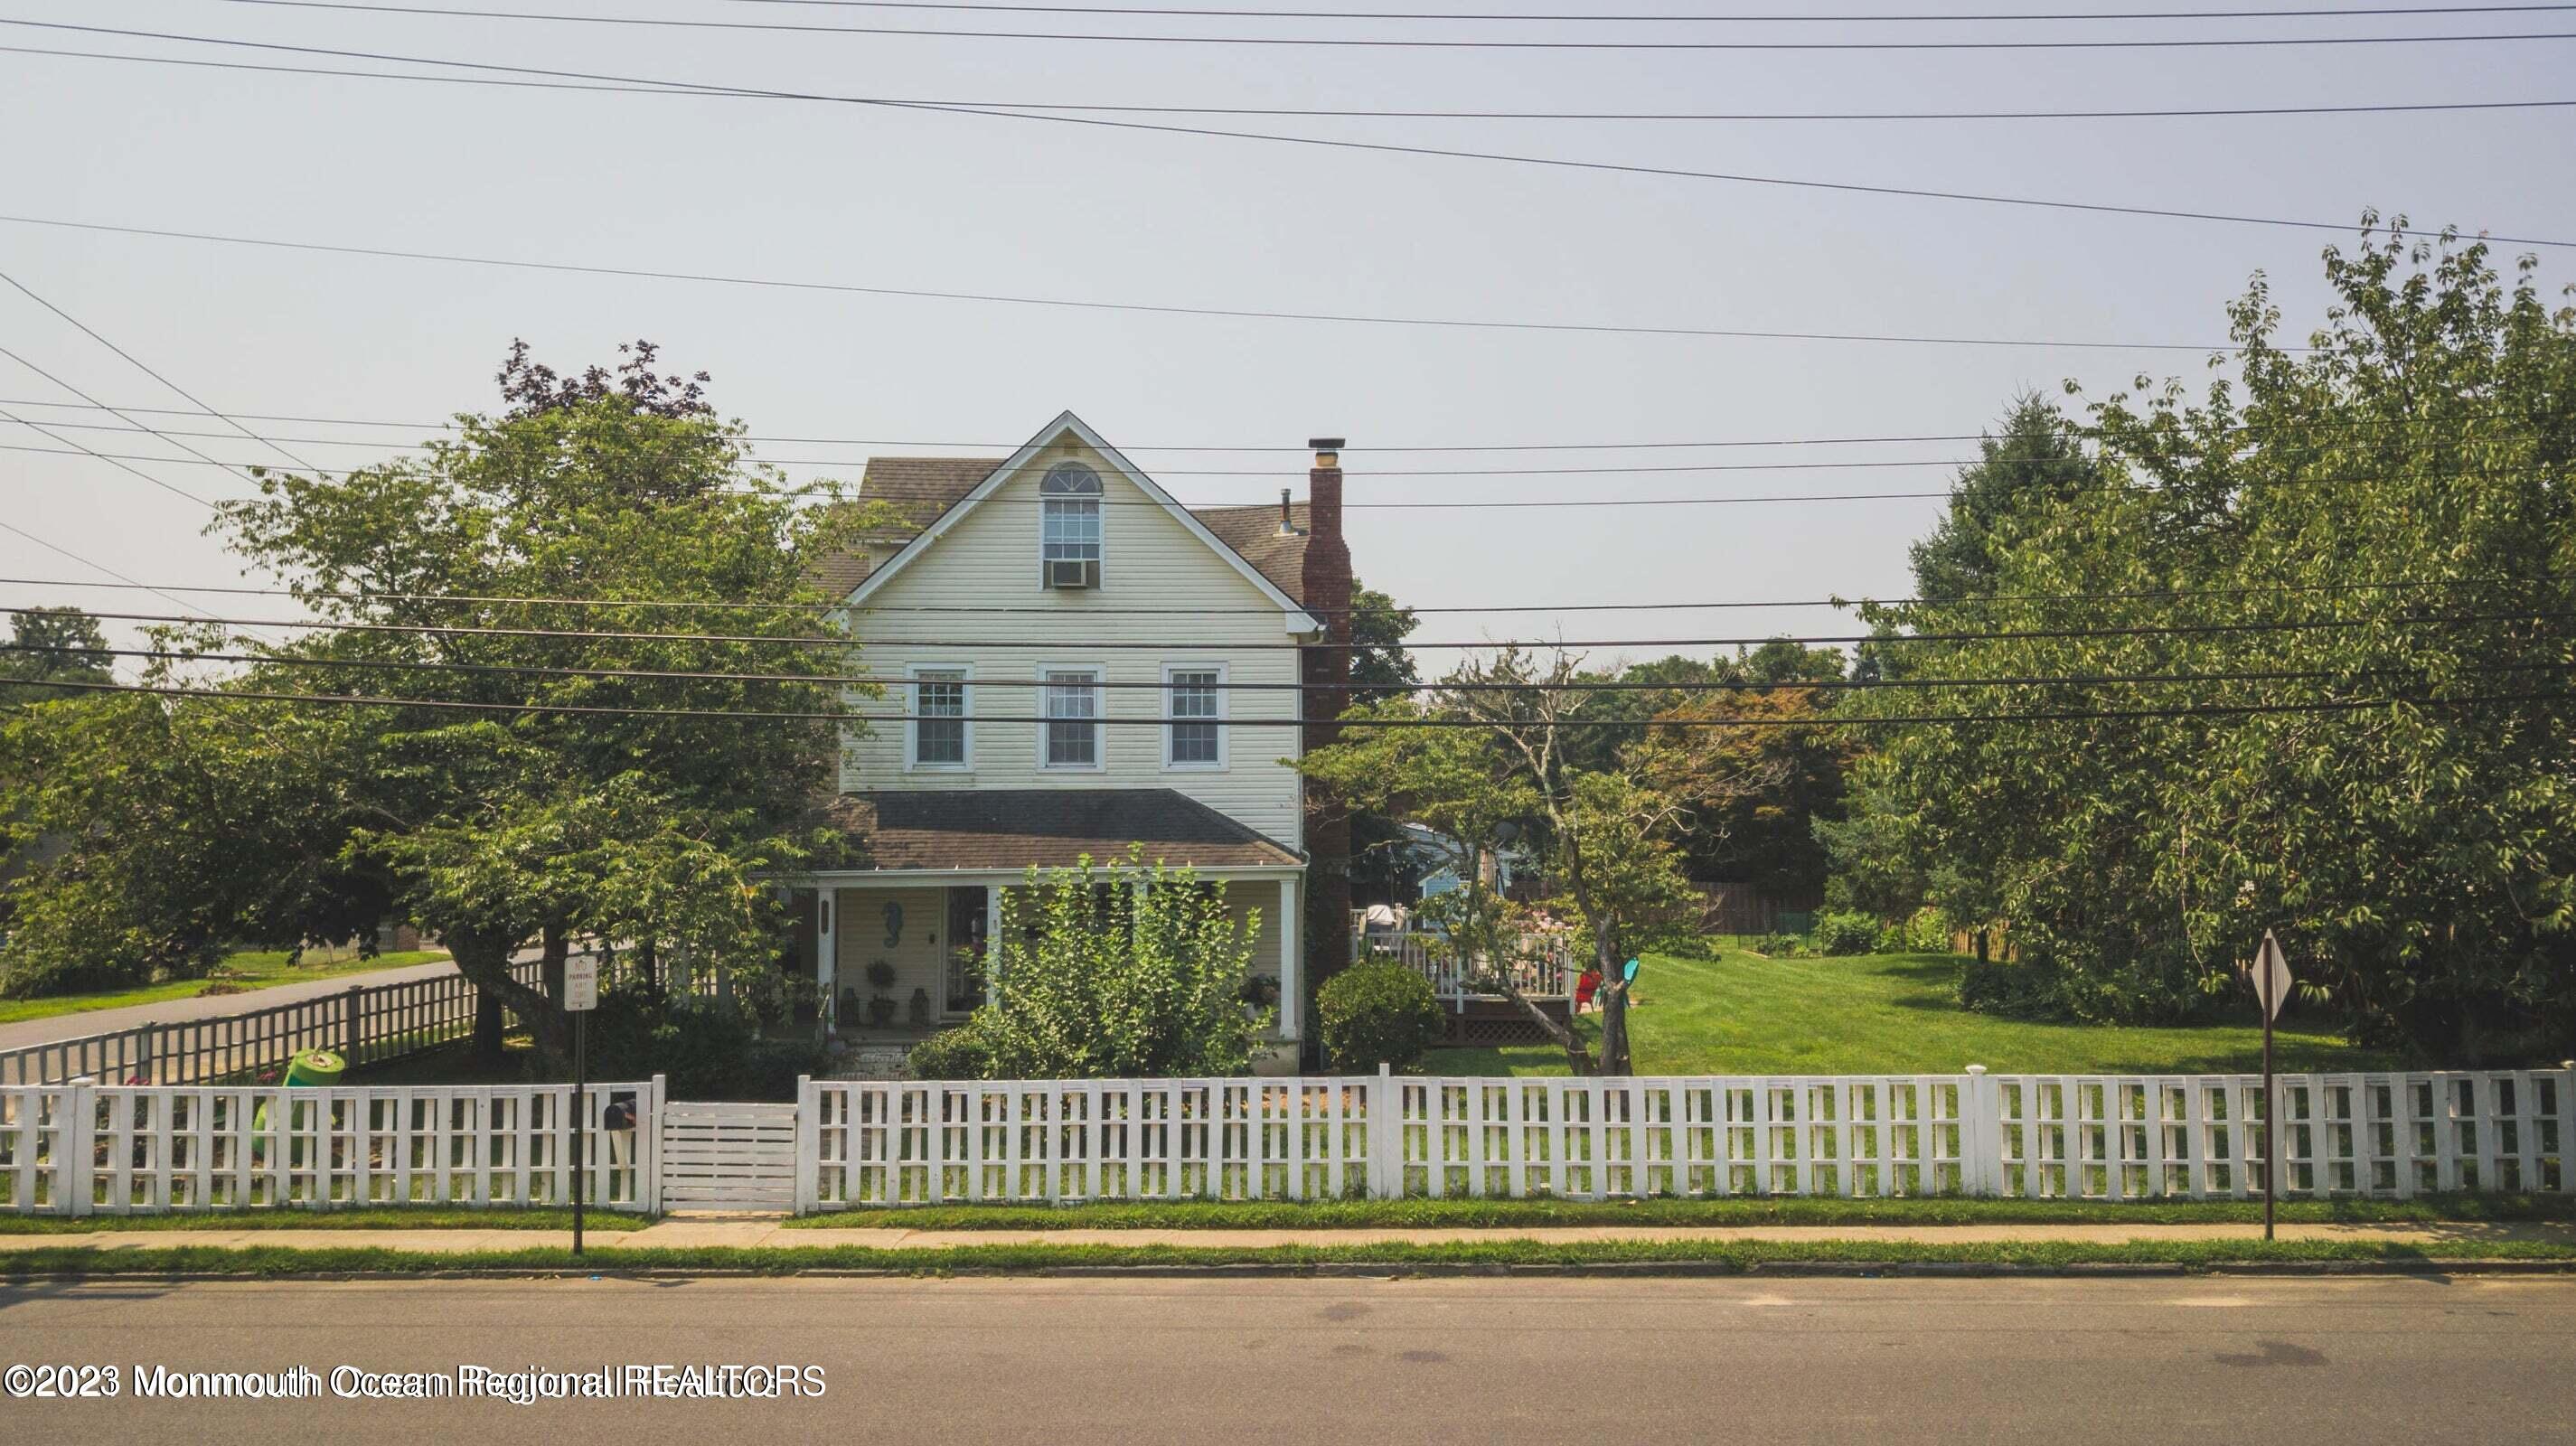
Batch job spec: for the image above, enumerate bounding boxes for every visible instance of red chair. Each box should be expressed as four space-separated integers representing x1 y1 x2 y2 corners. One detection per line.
1575 970 1603 1011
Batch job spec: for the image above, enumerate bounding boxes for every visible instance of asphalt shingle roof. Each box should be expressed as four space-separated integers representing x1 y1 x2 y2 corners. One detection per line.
812 788 1302 871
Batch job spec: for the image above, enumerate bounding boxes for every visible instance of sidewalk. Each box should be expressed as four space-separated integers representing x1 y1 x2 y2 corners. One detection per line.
6 1218 2571 1254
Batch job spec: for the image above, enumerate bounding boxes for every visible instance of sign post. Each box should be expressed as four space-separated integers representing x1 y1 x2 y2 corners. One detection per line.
2249 930 2292 1243
564 954 600 1257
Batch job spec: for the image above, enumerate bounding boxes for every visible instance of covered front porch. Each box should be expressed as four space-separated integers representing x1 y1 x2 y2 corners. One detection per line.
784 785 1312 1075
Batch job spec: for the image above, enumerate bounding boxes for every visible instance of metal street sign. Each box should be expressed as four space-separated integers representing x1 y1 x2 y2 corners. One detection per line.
564 956 600 1013
2251 930 2292 1021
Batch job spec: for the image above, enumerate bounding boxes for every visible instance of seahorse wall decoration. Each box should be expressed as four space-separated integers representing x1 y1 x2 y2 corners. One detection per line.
883 900 904 948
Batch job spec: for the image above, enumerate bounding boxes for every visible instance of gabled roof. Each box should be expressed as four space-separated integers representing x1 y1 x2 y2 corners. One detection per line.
1192 501 1311 606
813 456 1000 597
812 788 1302 871
829 412 1321 631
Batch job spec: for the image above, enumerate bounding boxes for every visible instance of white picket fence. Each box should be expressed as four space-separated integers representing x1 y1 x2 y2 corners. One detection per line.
0 1077 662 1216
796 1064 2576 1211
5 1065 2570 1218
1355 929 1583 1005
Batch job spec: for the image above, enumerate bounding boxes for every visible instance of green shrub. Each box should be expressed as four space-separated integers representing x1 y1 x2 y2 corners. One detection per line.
1747 932 1808 958
1315 957 1444 1073
1810 910 1881 956
907 1018 997 1081
585 975 827 1101
917 850 1269 1080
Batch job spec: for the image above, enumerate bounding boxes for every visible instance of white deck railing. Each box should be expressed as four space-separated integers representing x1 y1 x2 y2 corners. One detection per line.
1353 929 1583 1005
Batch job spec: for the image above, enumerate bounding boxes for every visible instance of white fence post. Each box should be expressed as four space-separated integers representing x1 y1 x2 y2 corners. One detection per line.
642 1074 666 1216
61 1076 97 1216
793 1074 819 1216
1961 1065 2001 1197
1369 1065 1397 1199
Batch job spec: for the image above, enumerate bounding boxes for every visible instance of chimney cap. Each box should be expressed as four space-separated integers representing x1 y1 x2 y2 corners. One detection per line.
1308 437 1345 452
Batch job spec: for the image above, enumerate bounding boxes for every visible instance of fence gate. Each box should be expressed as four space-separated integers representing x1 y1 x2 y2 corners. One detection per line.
657 1099 800 1212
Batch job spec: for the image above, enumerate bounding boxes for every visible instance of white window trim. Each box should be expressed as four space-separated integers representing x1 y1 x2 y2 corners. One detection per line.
1036 661 1108 773
1039 460 1107 587
904 662 974 773
1161 661 1229 772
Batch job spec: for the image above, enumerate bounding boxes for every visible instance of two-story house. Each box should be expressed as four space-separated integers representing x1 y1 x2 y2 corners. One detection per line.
784 412 1354 1063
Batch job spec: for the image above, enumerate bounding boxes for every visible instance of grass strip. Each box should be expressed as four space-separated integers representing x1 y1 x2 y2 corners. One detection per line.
777 1193 2575 1231
5 1237 2573 1279
0 1208 642 1235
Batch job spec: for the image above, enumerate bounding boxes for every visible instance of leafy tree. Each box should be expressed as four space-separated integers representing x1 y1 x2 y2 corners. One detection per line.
909 851 1269 1079
1305 649 1696 1075
1640 681 1852 894
1841 221 2576 1061
1906 394 2105 606
0 606 112 706
1 344 875 1052
1346 578 1420 698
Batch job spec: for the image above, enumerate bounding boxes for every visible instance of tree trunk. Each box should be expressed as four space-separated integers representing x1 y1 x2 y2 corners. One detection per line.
541 924 569 1006
638 937 661 989
448 930 567 1067
472 990 504 1062
1591 919 1632 1076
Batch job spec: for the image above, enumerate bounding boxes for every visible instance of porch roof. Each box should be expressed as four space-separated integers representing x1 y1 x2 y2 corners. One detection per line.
812 788 1302 872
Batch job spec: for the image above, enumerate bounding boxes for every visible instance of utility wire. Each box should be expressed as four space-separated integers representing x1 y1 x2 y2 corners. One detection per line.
13 42 2571 124
14 604 2573 651
3 441 2556 510
200 1 2576 51
14 674 2571 728
12 395 2532 451
714 0 2576 20
18 640 2574 696
0 525 235 624
0 268 324 475
0 214 2291 354
9 23 2567 249
7 572 2560 616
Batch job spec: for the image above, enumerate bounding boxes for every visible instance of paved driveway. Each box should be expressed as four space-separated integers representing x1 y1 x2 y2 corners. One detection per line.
0 956 464 1054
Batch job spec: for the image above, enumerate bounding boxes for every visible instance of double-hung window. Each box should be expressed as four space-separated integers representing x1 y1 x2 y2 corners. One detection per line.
1039 462 1103 587
1164 664 1226 769
1042 667 1102 769
909 667 969 770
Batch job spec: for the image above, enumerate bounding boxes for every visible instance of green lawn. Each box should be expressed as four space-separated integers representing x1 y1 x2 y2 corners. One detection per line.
0 949 451 1026
1425 948 2403 1077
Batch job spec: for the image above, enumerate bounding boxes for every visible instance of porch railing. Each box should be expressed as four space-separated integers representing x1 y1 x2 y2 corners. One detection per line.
1351 929 1582 1006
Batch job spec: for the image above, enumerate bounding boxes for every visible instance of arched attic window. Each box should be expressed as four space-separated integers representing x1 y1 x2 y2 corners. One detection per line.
1039 461 1103 589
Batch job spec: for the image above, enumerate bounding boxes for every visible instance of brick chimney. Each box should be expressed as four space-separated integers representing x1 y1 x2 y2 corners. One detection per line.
1301 437 1355 1012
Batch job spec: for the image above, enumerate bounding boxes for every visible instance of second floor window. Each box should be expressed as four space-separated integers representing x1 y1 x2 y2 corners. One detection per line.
911 669 968 768
1040 462 1103 587
1165 666 1225 768
1042 667 1101 768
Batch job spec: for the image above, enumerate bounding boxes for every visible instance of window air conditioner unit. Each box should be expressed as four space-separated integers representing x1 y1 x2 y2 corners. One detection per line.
1045 559 1100 590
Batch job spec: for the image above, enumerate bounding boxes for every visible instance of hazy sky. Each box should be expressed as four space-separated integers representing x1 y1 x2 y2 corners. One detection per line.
4 1 2571 668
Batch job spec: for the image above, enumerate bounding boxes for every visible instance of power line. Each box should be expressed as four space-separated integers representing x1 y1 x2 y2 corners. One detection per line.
200 0 2576 51
0 268 324 475
713 0 2576 19
0 526 235 624
0 214 2285 354
14 41 2571 124
14 603 2573 651
14 673 2571 728
11 23 2568 249
20 640 2574 697
2 571 2563 616
16 394 2524 452
21 415 2553 480
3 440 2557 511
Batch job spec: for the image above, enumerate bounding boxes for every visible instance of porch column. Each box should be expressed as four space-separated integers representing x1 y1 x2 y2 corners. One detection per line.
1277 874 1301 1039
815 887 838 1028
984 884 1004 1006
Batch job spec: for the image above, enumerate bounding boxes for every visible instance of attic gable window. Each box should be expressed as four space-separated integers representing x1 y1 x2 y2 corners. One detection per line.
1039 461 1103 587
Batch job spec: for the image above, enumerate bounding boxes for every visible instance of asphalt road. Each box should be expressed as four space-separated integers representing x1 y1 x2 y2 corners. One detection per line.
3 1275 2571 1443
0 958 464 1054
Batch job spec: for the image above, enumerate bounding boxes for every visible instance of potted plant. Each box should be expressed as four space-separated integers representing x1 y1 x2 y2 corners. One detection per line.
907 987 933 1028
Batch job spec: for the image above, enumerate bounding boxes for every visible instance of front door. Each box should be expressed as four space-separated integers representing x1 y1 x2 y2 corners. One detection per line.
944 886 987 1016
